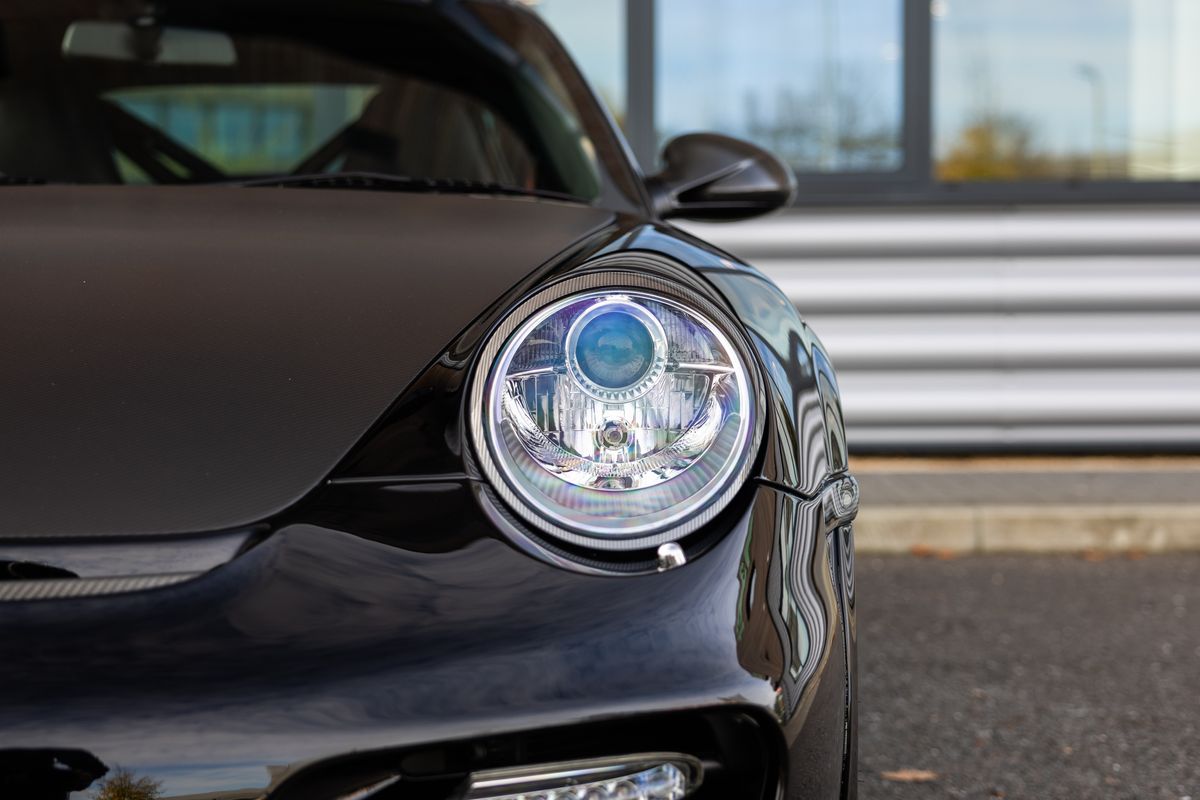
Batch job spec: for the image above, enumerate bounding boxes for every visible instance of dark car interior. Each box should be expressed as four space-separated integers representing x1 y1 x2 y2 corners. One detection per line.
0 0 614 200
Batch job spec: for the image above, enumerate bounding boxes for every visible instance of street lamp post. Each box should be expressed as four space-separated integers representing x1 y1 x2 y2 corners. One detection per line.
1076 62 1106 179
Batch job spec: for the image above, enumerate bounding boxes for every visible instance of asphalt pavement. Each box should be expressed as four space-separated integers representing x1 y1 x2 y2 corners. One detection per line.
858 554 1200 799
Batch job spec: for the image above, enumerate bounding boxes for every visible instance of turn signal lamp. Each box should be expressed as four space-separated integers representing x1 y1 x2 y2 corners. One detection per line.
461 754 702 800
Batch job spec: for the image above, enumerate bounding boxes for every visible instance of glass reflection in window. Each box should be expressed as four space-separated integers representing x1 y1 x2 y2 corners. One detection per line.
935 0 1200 181
657 0 904 173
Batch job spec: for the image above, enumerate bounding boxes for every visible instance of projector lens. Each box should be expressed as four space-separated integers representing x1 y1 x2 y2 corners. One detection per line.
574 310 656 390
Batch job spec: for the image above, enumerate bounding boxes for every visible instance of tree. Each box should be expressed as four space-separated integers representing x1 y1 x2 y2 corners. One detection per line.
937 113 1060 181
93 768 163 800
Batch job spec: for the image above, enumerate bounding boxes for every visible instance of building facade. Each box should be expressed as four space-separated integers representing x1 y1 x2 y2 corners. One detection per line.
535 0 1200 452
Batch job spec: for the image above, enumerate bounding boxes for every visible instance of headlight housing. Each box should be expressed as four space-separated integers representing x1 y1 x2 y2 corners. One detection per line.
469 269 761 551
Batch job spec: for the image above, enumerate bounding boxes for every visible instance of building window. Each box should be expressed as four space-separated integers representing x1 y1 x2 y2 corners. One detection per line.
656 0 904 173
533 0 1200 202
934 0 1200 182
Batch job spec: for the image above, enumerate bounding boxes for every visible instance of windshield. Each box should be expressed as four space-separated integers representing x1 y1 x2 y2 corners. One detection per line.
0 0 639 205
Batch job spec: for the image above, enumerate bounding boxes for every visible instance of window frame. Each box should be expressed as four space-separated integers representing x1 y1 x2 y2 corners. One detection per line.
625 0 1200 207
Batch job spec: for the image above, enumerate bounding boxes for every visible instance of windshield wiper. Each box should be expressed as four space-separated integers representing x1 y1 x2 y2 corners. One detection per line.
234 172 583 203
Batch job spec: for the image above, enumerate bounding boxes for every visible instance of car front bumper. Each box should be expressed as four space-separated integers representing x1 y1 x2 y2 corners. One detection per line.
0 482 854 800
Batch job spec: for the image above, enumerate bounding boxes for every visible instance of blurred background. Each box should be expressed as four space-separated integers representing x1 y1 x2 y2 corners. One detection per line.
533 0 1200 454
529 2 1199 797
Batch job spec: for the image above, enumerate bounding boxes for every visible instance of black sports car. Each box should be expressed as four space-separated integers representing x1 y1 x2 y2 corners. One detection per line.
0 2 859 799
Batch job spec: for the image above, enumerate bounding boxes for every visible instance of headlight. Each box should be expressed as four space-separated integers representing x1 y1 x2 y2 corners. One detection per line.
469 270 761 551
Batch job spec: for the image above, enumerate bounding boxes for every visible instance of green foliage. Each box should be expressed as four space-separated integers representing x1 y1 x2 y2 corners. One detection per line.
936 112 1122 182
937 113 1056 181
93 768 163 800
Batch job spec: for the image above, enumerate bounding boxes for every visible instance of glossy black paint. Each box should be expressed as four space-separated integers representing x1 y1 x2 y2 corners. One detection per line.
648 132 798 222
0 215 857 799
0 2 855 798
0 483 848 799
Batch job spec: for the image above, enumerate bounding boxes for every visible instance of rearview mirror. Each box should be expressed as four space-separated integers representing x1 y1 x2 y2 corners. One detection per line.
62 21 237 67
647 133 796 222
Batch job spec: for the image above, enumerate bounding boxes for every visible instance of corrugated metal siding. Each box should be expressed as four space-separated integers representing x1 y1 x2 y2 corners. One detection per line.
686 207 1200 452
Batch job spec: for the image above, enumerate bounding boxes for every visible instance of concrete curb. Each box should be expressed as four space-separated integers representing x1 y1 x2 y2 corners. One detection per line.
856 505 1200 553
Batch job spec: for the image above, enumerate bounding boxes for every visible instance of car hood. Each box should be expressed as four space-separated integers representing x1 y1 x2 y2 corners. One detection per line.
0 186 614 537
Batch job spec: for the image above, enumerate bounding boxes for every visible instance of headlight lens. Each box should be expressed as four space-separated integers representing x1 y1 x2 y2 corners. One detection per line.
470 273 759 550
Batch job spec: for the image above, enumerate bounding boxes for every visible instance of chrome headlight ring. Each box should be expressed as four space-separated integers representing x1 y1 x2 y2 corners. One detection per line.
468 265 764 552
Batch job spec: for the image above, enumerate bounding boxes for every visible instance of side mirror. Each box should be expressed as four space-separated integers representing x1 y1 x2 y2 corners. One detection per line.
647 132 796 222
